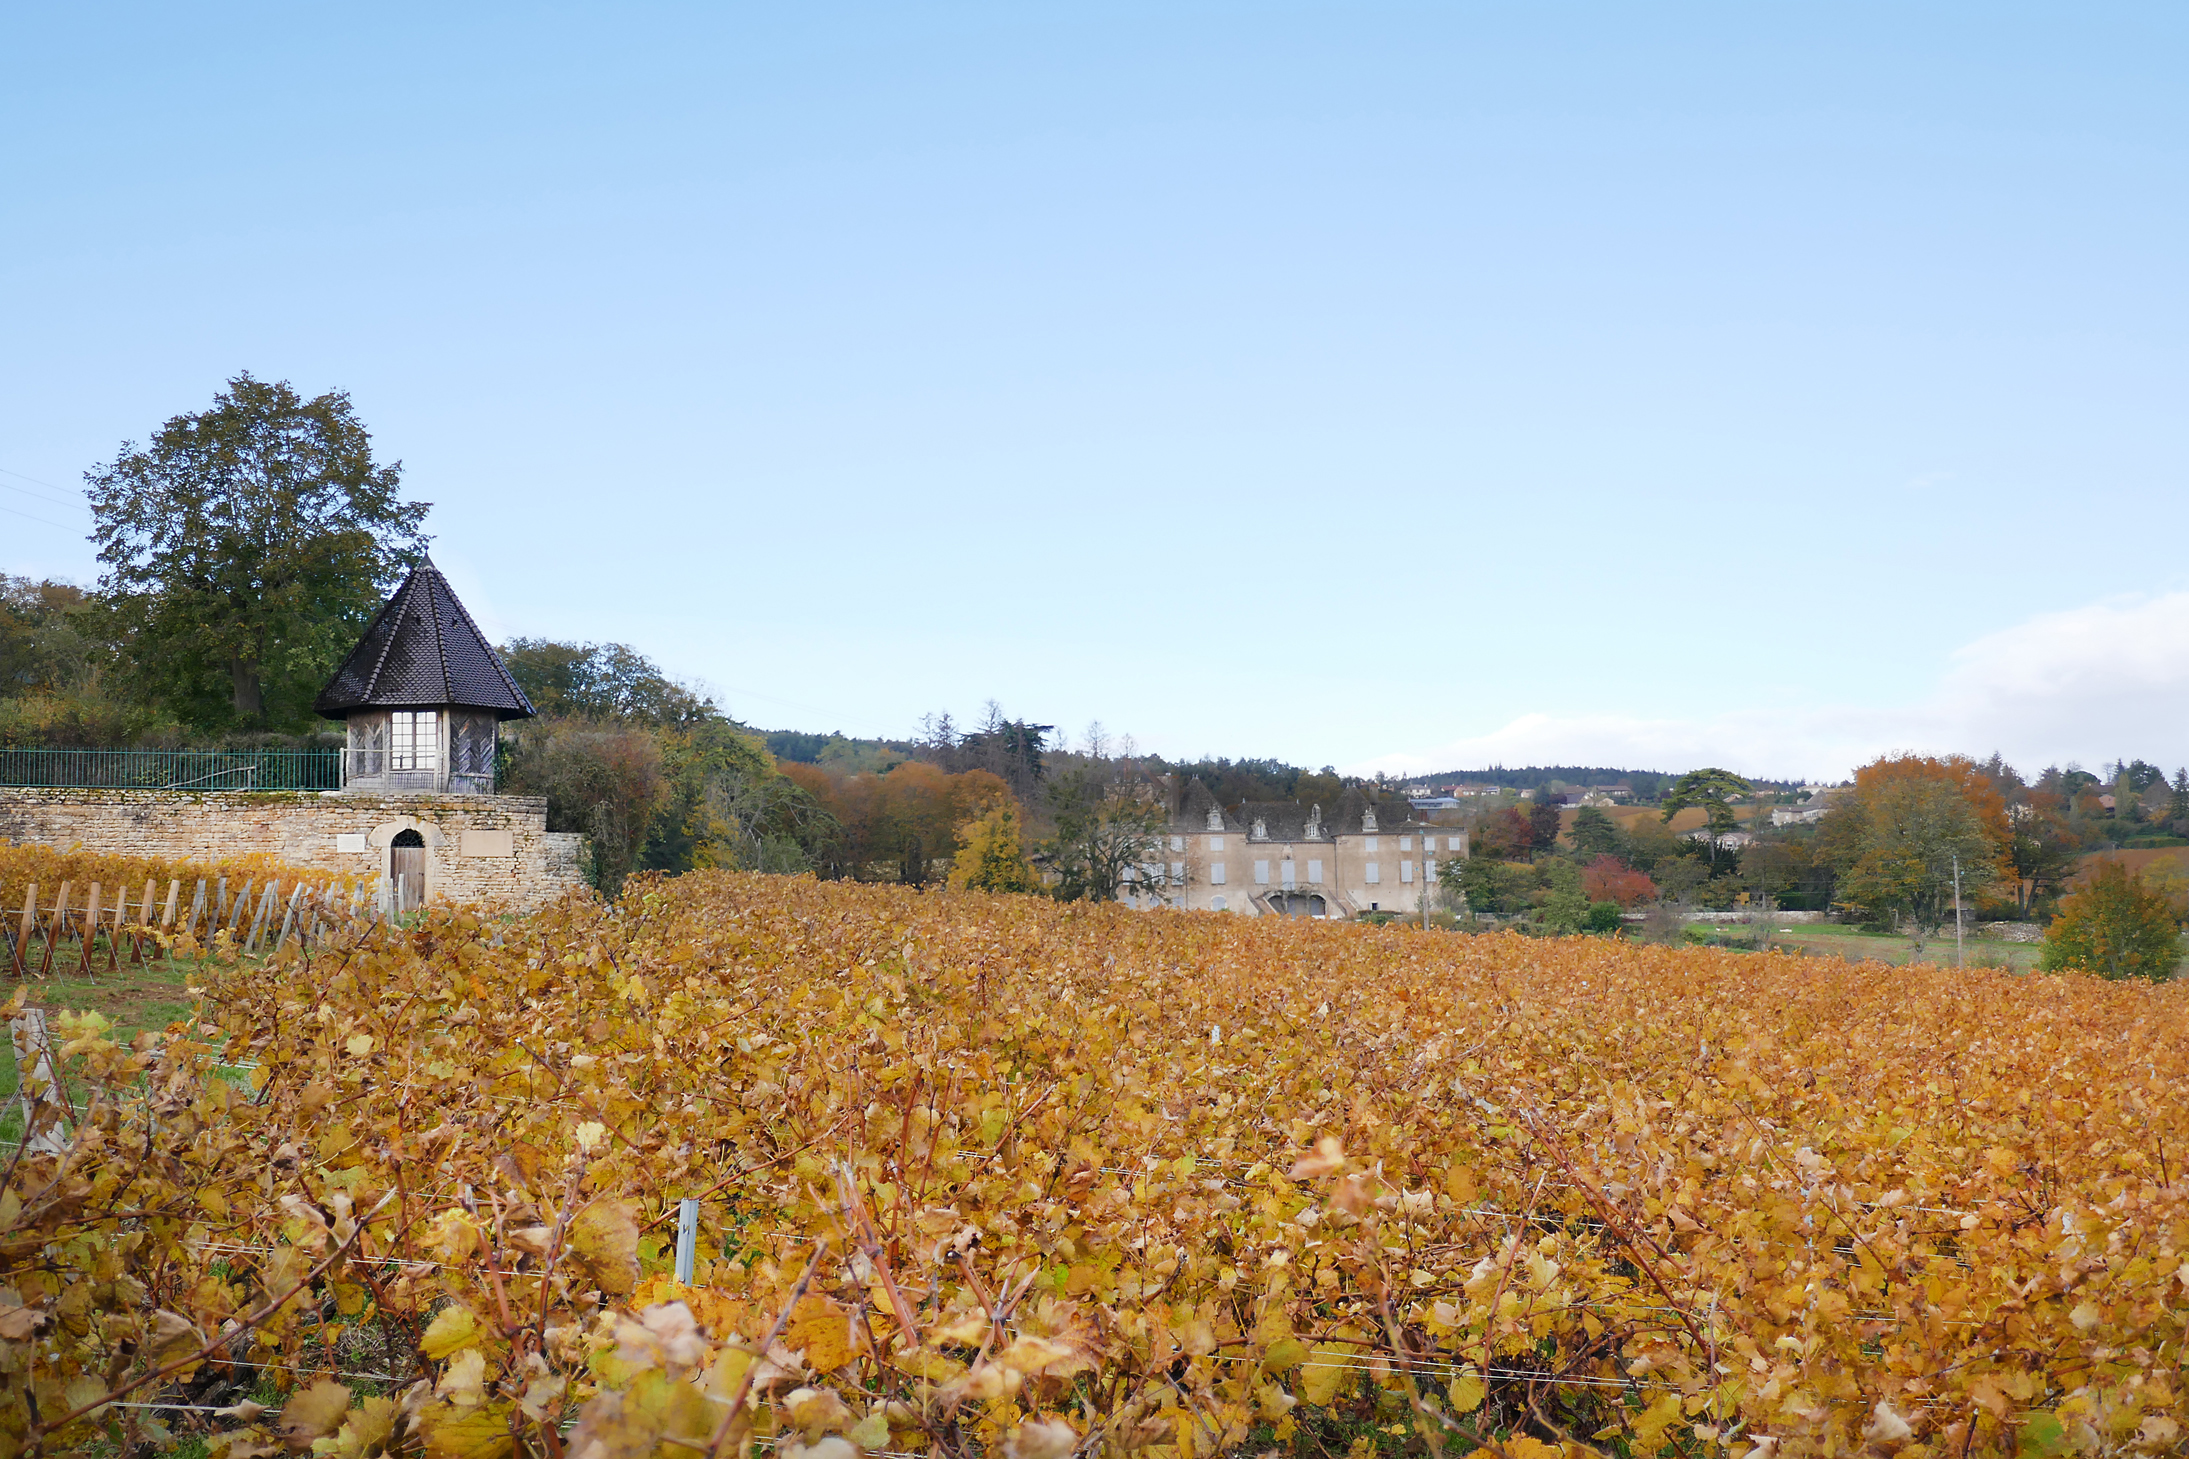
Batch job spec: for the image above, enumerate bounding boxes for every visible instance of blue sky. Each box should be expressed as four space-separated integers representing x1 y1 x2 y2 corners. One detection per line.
5 4 2185 779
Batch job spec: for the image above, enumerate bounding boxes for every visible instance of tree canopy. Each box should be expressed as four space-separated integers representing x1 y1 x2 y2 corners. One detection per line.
85 373 428 730
500 639 716 725
1821 755 2010 950
2040 860 2184 980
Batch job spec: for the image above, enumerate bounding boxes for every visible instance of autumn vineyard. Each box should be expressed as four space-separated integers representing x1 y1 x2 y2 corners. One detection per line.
5 844 2188 1459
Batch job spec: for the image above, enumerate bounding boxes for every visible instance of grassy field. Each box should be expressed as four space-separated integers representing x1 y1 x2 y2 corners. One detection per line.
1728 919 2054 974
0 936 212 1121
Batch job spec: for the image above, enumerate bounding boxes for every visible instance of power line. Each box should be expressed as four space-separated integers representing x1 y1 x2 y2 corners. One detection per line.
0 465 83 507
0 499 76 532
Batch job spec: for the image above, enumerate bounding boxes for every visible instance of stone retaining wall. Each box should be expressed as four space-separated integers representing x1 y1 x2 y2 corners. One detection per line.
0 788 587 909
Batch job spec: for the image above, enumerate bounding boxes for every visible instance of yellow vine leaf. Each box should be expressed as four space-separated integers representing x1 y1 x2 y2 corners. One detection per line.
419 1304 482 1360
278 1377 353 1441
567 1199 641 1296
785 1294 856 1372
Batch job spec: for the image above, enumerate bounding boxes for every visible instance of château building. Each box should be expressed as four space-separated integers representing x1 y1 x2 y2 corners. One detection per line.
1125 780 1467 918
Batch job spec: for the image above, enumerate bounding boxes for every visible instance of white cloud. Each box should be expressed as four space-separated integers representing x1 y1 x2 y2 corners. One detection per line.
1352 591 2189 782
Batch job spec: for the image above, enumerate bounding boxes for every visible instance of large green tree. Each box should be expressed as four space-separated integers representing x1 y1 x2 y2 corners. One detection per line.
1823 756 2007 955
1039 768 1167 903
85 374 428 730
1661 767 1752 870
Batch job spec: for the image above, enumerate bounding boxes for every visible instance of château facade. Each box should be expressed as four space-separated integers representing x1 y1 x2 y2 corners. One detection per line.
1124 781 1467 918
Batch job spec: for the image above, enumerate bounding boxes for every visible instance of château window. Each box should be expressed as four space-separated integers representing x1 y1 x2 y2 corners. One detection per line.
1207 836 1224 852
1400 860 1414 883
1307 859 1324 884
1210 862 1226 885
1364 836 1379 853
1399 836 1413 851
1364 861 1380 884
1280 861 1296 887
389 711 439 772
1170 836 1185 852
1254 860 1270 885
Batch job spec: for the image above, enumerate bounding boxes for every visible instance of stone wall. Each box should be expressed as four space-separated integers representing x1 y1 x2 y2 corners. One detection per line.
0 789 587 909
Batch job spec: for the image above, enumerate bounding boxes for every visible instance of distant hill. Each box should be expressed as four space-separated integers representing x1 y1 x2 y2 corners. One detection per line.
1415 765 1804 801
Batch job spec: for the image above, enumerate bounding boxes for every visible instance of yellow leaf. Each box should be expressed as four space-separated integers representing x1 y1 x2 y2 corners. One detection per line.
1630 1392 1684 1451
1262 1337 1308 1371
567 1199 640 1296
346 1033 375 1057
279 1377 354 1440
438 1349 488 1407
421 1304 482 1360
326 1396 400 1459
786 1385 856 1436
1004 1417 1079 1459
419 1398 517 1459
1298 1345 1357 1407
786 1294 855 1372
1445 1368 1485 1415
147 1309 202 1367
566 1370 710 1458
895 1348 966 1382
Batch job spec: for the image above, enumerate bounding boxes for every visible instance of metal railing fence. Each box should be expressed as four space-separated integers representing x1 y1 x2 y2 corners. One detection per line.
0 747 343 792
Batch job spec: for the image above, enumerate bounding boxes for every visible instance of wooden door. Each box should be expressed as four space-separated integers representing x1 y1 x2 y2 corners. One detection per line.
391 832 426 911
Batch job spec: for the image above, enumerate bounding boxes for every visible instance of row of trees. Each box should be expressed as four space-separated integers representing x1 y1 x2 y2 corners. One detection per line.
1443 755 2186 978
497 671 1194 901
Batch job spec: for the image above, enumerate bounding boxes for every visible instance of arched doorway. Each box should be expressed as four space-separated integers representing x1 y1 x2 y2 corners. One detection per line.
1272 892 1326 918
391 828 426 911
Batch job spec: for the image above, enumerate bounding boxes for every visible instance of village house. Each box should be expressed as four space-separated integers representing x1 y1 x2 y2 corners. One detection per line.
1124 780 1467 918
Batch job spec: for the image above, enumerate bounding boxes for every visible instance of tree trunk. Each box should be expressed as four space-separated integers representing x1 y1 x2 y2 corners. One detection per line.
229 657 264 721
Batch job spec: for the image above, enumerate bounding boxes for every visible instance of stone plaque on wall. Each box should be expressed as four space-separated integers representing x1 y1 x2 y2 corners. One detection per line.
460 829 515 858
336 833 369 853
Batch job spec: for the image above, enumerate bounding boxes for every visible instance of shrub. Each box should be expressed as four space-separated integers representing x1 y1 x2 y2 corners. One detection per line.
1581 853 1656 907
1584 899 1625 934
2040 859 2184 980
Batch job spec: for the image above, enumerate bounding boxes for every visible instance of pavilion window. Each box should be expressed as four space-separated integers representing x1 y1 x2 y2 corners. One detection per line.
390 711 439 772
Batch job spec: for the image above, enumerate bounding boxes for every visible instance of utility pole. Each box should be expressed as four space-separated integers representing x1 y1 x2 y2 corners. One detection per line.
1952 852 1964 970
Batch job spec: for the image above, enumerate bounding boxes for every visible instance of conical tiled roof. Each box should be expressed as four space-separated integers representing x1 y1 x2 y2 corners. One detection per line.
315 558 535 719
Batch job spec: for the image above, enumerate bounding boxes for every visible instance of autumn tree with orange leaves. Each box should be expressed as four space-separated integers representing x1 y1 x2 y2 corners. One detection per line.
1819 754 2012 954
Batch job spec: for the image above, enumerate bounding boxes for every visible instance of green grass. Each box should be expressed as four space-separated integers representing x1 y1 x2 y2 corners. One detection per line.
1696 919 2056 974
1 935 234 1141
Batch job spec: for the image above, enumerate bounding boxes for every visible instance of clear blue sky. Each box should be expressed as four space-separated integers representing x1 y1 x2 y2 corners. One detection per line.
5 4 2185 780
